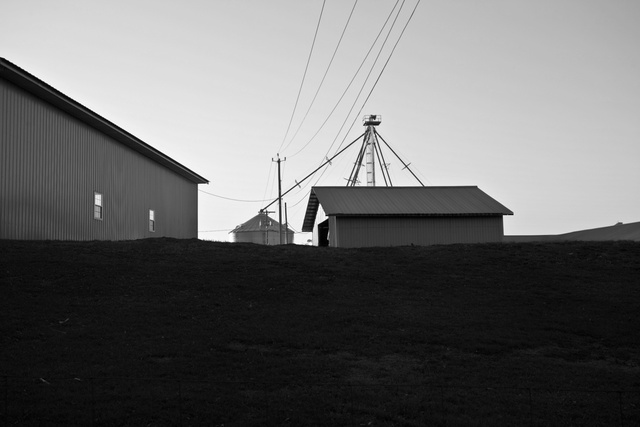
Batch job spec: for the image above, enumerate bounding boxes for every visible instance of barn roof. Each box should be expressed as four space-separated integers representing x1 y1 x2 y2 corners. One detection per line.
0 58 208 184
230 213 294 234
302 186 513 232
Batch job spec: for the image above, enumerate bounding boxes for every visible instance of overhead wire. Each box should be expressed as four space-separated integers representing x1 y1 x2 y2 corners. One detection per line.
281 0 359 157
280 157 288 193
287 0 421 223
315 0 421 188
199 3 421 240
323 0 410 161
287 0 402 159
377 130 432 185
261 161 274 203
261 1 422 225
277 0 326 154
300 0 410 190
267 161 278 204
349 0 422 134
260 132 365 212
266 0 326 216
265 0 387 210
283 0 405 202
198 189 273 203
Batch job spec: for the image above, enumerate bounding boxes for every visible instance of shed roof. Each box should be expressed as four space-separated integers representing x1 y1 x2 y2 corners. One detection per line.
0 58 208 184
302 186 513 232
230 213 294 234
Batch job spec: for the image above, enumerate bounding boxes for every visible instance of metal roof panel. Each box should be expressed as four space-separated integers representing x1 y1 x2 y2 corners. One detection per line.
302 186 513 231
231 213 294 234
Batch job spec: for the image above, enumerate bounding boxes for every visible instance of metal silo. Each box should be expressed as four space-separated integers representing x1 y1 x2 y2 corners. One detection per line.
230 213 295 245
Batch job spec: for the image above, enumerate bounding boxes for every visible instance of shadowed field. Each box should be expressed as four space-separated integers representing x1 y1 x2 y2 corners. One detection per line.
1 239 639 425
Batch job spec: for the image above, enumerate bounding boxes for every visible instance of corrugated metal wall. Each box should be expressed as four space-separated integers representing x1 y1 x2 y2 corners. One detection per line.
1 79 198 240
232 230 295 245
330 216 504 248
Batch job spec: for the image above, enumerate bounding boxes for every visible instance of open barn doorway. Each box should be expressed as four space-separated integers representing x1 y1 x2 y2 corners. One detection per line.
317 219 329 247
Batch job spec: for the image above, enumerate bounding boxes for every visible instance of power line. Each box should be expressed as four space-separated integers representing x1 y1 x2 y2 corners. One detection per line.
298 0 420 191
261 132 365 212
323 0 420 174
198 189 272 203
261 161 274 204
268 160 278 202
281 0 359 156
280 0 406 195
277 0 326 154
320 0 409 164
286 0 402 159
264 1 421 221
353 0 422 123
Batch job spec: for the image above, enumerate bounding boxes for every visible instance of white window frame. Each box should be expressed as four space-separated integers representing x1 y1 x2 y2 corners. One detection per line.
94 192 103 220
149 209 155 232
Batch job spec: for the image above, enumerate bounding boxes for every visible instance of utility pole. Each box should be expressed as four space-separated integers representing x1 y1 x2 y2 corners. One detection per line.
272 154 286 244
284 202 289 244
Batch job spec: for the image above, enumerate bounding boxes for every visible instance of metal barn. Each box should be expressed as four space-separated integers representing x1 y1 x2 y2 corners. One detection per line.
0 58 208 240
302 186 513 248
230 213 295 245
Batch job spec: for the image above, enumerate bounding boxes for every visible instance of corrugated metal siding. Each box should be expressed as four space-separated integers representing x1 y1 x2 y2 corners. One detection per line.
0 58 208 185
232 230 294 245
328 216 338 247
1 79 198 240
331 216 504 248
230 214 294 235
233 231 268 245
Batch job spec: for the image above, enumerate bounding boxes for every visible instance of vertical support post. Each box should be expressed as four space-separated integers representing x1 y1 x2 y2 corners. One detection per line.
278 157 282 244
264 209 269 245
365 126 376 187
260 209 274 245
284 203 289 244
272 155 286 244
362 115 381 187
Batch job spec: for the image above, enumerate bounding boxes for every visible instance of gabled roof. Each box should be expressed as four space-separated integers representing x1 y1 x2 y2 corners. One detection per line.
0 58 208 184
230 213 294 234
302 186 513 232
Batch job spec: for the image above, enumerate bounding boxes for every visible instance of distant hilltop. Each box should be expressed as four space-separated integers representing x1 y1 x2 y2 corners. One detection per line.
505 221 640 243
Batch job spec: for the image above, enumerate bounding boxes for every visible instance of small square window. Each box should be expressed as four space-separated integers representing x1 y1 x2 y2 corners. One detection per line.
149 210 155 232
94 192 103 220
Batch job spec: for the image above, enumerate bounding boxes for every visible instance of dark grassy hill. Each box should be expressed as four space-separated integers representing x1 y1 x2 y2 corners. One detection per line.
505 220 640 242
1 239 640 425
559 221 640 241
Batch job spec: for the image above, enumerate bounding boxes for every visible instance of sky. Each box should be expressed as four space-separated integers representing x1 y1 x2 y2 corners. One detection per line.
2 0 639 243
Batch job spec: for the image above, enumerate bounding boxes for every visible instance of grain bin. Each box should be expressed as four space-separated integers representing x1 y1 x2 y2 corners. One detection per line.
230 213 295 245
